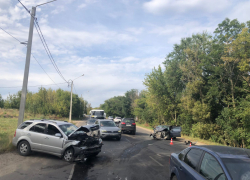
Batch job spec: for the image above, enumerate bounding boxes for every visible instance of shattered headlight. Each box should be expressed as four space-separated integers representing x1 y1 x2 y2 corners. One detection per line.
101 130 107 133
99 138 102 144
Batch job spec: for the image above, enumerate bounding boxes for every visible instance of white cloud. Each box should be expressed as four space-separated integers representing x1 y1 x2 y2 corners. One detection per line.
228 1 250 22
51 6 65 14
143 0 230 15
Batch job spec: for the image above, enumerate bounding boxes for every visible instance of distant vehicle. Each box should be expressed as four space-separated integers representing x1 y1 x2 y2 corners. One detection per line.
12 120 102 162
170 145 250 180
89 109 106 119
94 119 121 140
150 125 181 140
87 119 96 125
120 118 136 135
114 117 122 123
108 116 113 120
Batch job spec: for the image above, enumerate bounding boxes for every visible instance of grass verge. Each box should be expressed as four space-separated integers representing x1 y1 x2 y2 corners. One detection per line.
136 122 224 146
0 108 80 153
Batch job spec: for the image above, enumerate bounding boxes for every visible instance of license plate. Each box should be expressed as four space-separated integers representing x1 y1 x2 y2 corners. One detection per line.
126 125 131 126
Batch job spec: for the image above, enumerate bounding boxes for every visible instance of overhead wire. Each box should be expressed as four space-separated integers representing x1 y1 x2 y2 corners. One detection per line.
17 0 68 84
0 26 61 88
34 21 68 83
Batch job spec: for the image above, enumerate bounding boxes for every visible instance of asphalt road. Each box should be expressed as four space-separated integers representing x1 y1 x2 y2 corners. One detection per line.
0 119 189 180
72 120 188 180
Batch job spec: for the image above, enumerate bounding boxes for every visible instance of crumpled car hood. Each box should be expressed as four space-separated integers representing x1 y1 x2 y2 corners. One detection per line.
68 124 100 137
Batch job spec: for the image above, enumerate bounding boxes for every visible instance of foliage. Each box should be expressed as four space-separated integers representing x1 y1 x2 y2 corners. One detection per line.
101 18 250 148
0 88 90 118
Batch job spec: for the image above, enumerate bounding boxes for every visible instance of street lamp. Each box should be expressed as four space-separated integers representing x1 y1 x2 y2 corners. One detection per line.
68 74 84 122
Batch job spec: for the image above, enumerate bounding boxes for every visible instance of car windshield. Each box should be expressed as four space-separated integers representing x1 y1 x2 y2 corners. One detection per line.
222 158 250 180
59 124 78 136
100 121 116 127
159 125 169 130
88 120 96 124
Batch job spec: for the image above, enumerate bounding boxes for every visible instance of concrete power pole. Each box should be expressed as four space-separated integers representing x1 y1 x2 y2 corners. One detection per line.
69 81 73 122
17 7 36 127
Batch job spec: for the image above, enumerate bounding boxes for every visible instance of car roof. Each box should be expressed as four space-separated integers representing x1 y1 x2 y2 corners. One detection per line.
98 119 113 121
25 119 71 125
195 145 250 158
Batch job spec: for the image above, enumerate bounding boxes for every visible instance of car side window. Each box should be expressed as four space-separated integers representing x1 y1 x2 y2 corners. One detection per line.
179 148 190 161
19 122 33 129
29 123 46 133
200 153 226 180
184 148 203 170
47 124 61 136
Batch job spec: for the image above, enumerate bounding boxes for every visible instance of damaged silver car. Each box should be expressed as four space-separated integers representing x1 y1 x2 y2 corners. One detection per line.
12 119 103 162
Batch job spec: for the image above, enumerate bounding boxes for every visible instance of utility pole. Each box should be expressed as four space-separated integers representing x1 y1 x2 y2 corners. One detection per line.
17 7 36 126
69 80 73 123
17 0 57 127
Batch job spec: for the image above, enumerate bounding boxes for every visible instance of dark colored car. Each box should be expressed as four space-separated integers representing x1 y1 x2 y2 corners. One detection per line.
87 119 96 125
120 118 136 135
170 145 250 180
150 125 181 140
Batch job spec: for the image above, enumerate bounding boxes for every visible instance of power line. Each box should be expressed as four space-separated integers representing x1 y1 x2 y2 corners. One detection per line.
31 54 60 88
0 27 21 43
0 82 67 88
17 0 68 84
0 26 62 88
34 21 68 83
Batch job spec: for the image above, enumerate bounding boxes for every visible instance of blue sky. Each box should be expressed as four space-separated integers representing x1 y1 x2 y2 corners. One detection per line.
0 0 250 107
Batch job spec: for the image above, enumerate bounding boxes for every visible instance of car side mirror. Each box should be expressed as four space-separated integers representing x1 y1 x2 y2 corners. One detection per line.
55 133 62 138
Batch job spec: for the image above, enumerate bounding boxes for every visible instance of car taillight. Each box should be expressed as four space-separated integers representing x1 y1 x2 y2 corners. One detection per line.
121 122 126 125
14 130 16 137
132 123 136 125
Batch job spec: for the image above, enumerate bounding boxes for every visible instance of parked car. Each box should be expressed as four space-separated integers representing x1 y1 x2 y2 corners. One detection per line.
150 125 181 140
12 120 102 162
87 118 96 125
119 118 136 135
114 117 122 123
170 145 250 180
94 119 121 140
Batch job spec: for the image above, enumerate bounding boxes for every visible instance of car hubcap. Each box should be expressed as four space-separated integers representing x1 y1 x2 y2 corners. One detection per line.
20 143 27 153
64 150 72 161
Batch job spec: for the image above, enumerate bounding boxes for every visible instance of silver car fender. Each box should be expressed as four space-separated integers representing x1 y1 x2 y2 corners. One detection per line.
62 140 80 154
16 136 32 147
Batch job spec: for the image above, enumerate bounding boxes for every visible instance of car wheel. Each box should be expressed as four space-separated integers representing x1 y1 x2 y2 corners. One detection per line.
64 148 74 162
166 133 171 140
18 141 31 156
172 175 178 180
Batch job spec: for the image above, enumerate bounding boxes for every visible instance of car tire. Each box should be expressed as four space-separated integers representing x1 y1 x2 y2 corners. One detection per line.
64 148 74 162
18 141 31 156
172 175 178 180
166 133 171 140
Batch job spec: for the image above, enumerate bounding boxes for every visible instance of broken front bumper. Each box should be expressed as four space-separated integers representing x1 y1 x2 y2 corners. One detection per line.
73 144 102 159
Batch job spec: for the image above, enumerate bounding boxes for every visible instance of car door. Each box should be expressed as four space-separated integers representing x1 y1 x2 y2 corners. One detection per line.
199 153 227 180
179 148 204 180
170 126 182 137
28 123 47 151
43 124 64 155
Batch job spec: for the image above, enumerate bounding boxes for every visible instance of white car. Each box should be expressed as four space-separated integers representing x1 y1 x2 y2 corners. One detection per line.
114 117 122 123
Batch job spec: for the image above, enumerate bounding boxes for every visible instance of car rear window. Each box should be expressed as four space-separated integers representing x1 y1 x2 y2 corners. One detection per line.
184 148 203 170
123 119 135 123
19 122 33 129
222 158 250 180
